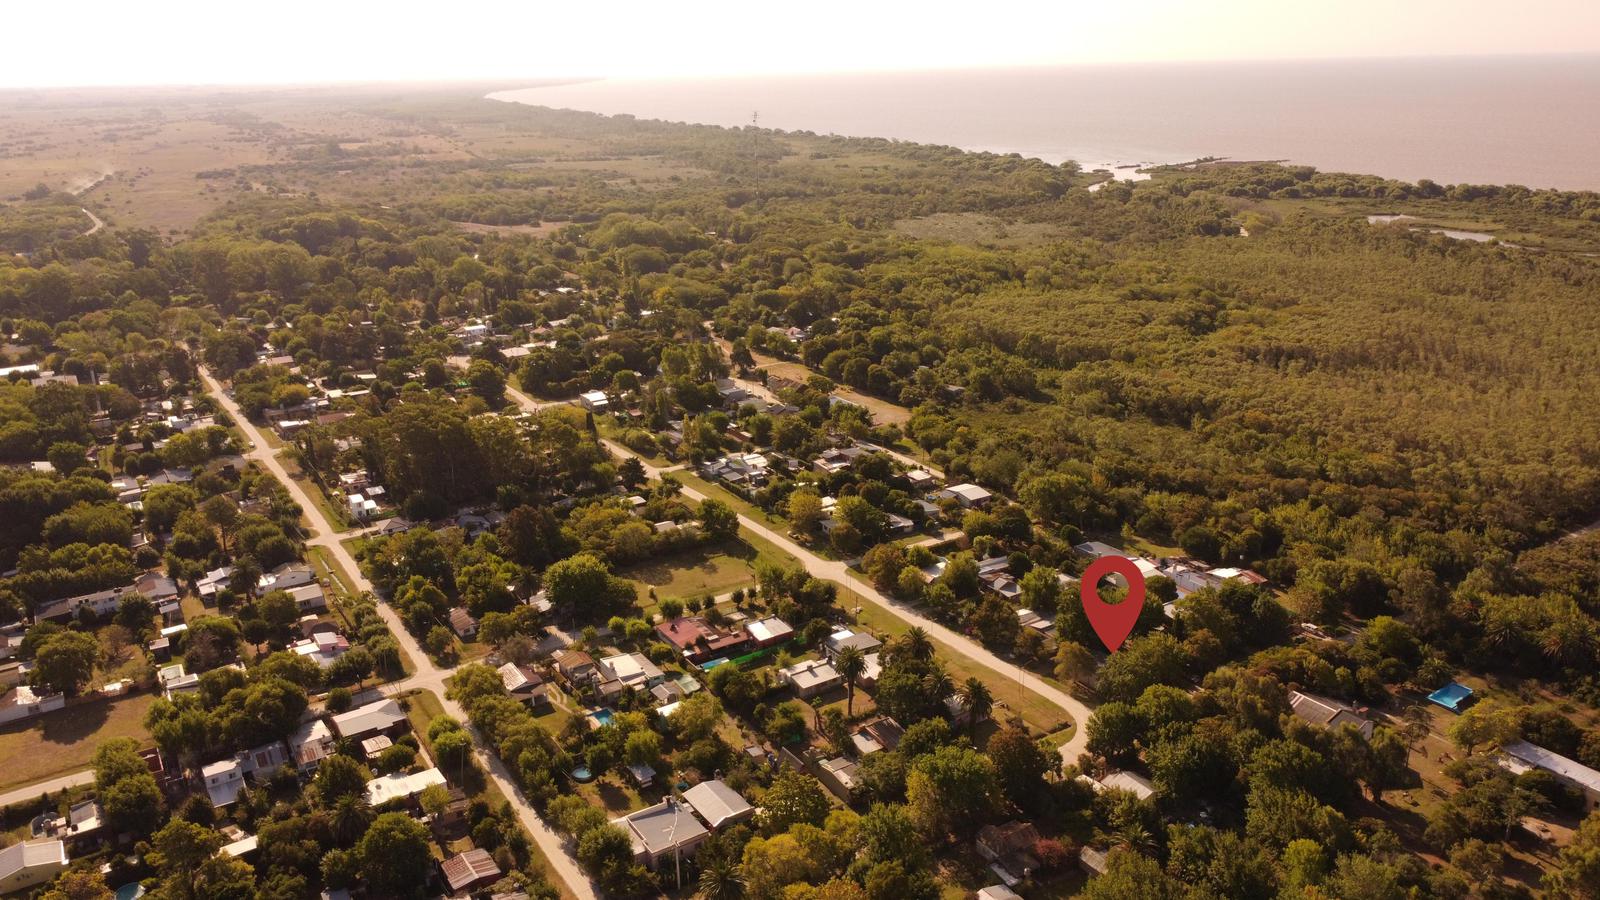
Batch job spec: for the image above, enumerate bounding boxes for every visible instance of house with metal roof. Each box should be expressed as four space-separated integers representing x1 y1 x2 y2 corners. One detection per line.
1502 740 1600 810
611 798 709 868
0 839 66 894
1289 690 1374 739
441 848 502 894
680 780 754 830
331 698 407 740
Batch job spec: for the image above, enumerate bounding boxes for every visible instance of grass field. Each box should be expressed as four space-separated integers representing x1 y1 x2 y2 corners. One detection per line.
0 693 156 793
620 540 763 608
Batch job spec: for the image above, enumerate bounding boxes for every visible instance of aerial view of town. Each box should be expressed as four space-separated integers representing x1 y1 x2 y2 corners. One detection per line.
0 3 1598 898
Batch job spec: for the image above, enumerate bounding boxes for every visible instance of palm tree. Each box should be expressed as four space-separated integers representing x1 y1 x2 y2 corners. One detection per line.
897 626 934 663
835 646 866 717
956 676 994 741
329 794 373 847
697 857 745 900
1111 821 1156 855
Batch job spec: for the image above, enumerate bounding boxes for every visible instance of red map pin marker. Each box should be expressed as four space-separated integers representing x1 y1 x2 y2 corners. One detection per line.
1080 556 1146 653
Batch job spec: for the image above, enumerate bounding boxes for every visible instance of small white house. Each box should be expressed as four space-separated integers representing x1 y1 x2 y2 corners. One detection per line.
203 758 246 807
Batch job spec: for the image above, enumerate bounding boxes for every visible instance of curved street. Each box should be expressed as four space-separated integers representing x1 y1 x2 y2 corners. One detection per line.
502 382 1094 764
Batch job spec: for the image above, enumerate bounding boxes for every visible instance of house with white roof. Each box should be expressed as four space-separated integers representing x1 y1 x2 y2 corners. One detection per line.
203 758 246 807
599 652 666 691
611 798 709 869
939 483 993 508
365 767 447 806
1501 740 1600 809
779 659 842 699
331 698 407 740
744 616 794 648
0 839 67 894
292 631 349 668
681 779 754 830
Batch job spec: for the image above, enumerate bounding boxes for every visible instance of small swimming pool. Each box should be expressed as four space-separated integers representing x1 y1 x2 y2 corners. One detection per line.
588 708 616 728
570 766 595 783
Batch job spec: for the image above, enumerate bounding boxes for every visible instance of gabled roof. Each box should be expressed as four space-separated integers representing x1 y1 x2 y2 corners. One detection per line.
331 698 406 738
681 779 753 829
441 848 502 892
0 839 65 880
1289 690 1373 739
1503 740 1600 795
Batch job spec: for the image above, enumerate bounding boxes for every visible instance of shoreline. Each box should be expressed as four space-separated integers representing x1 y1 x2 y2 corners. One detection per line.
486 57 1600 192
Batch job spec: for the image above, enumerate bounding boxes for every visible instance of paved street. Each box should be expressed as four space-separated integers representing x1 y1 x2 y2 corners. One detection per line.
0 770 96 811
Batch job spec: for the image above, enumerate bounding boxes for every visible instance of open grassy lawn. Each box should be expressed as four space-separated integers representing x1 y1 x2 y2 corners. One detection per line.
530 683 581 737
0 693 156 793
577 773 651 816
620 540 764 609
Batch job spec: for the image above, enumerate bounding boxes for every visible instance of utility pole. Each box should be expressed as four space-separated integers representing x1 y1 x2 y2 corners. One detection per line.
751 110 759 128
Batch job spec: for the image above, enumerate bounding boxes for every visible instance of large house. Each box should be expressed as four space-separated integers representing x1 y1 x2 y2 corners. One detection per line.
34 583 144 623
0 840 67 894
599 653 666 691
655 616 750 664
1501 740 1600 810
612 798 709 869
681 779 754 830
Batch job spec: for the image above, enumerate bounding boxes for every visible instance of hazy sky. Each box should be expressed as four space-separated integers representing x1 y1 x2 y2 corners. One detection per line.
3 0 1598 88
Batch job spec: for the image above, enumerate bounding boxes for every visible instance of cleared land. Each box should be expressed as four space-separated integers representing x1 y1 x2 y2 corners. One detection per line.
0 693 155 793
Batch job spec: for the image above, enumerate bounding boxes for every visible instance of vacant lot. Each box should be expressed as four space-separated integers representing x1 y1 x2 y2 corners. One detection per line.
621 540 762 608
0 692 156 793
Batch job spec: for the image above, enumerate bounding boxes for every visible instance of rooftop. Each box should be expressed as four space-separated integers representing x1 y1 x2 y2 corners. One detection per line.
366 767 447 806
613 799 708 856
331 698 406 738
681 779 753 829
441 848 502 893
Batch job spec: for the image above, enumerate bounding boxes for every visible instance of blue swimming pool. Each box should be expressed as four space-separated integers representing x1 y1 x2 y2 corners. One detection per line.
589 708 616 727
570 766 595 783
1428 681 1474 712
